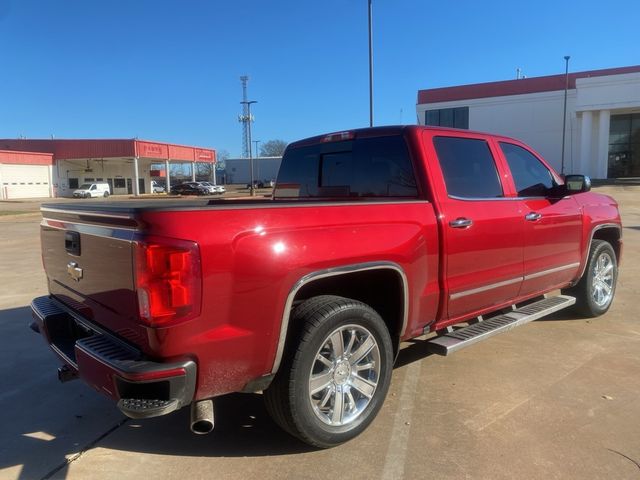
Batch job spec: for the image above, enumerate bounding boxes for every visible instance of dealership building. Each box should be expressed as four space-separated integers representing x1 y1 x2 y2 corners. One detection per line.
417 65 640 179
0 138 215 199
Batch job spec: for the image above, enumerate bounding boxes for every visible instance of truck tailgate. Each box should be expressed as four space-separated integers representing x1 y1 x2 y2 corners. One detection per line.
41 208 148 348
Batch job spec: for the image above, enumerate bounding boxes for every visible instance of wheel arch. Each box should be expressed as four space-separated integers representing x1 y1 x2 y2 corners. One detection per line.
576 223 622 282
271 261 408 374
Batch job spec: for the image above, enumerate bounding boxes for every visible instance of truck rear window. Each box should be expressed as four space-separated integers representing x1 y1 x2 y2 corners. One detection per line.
274 135 418 199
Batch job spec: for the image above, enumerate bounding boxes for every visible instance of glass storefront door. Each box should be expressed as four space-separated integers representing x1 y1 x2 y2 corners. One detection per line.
608 113 640 177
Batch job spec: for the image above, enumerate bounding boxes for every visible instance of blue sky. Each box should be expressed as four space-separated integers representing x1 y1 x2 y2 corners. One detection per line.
0 0 638 156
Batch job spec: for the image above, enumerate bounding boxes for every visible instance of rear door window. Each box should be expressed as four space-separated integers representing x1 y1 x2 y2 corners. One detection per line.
276 135 418 198
433 136 503 198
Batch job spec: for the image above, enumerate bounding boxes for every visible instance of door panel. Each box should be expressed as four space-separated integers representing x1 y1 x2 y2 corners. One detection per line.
424 133 524 322
443 198 524 319
496 141 583 296
519 197 582 296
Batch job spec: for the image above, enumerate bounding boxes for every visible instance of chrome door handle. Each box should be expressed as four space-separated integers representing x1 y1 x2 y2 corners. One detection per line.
525 212 542 221
449 217 473 228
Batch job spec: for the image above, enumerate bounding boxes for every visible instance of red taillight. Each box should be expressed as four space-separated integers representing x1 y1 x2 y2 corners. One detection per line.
134 237 202 327
321 131 355 143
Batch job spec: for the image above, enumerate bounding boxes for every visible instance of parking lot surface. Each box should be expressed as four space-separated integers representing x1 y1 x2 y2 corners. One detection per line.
1 186 639 480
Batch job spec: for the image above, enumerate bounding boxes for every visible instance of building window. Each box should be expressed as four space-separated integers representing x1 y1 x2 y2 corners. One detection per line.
113 178 126 188
608 113 640 178
68 178 79 189
425 107 469 129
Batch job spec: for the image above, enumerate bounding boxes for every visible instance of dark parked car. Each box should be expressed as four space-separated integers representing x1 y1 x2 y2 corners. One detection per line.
171 182 209 196
247 180 273 189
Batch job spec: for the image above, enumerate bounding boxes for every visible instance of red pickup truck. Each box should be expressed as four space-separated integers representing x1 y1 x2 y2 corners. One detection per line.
31 126 621 448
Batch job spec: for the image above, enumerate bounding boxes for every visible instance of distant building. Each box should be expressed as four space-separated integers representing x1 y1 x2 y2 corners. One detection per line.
223 157 282 184
0 138 215 199
417 66 640 179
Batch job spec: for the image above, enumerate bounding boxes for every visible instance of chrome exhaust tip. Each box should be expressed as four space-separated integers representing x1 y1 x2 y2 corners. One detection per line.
190 399 214 435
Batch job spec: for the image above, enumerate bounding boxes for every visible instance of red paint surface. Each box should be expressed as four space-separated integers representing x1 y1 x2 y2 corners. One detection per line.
418 65 640 104
0 150 54 165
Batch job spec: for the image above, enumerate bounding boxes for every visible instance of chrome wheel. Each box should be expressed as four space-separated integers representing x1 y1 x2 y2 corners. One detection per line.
591 252 614 307
308 324 380 426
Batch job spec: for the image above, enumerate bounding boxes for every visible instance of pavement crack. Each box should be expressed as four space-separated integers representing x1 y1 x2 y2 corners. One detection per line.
40 417 129 480
607 448 640 471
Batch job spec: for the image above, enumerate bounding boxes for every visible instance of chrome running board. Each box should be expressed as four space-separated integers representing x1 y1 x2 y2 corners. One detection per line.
427 295 576 356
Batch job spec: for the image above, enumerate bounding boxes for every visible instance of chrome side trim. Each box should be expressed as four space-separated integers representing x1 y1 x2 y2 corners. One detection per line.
450 261 583 300
40 200 429 215
271 261 409 375
207 199 429 211
41 207 135 220
524 262 580 281
448 195 569 202
41 218 136 240
449 276 522 300
576 223 622 280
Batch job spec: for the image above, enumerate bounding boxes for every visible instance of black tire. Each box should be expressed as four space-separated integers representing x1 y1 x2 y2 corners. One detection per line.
264 295 393 448
103 191 109 198
564 239 617 317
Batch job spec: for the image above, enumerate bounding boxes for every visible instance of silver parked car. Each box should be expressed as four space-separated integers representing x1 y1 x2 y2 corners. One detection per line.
198 182 225 195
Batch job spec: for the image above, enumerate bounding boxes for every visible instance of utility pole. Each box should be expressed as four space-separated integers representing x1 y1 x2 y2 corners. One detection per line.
561 56 571 175
241 100 258 196
368 0 374 127
253 140 261 180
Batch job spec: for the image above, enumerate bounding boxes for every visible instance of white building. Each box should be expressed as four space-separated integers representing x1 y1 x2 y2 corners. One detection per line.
417 65 640 179
0 138 216 199
223 157 282 184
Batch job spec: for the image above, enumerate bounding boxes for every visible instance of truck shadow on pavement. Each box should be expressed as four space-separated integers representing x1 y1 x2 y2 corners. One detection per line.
0 303 597 479
0 306 316 480
0 305 125 480
96 393 316 458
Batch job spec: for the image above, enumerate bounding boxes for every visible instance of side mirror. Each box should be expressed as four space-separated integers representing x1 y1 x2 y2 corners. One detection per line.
564 174 591 193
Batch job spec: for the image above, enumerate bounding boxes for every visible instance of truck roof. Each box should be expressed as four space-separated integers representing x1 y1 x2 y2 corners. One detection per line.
287 125 521 149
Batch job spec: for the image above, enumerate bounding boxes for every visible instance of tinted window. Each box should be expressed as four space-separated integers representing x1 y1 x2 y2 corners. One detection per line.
453 107 469 129
275 136 418 198
69 178 79 189
500 142 554 197
439 109 454 128
433 136 503 198
425 107 469 129
425 110 440 126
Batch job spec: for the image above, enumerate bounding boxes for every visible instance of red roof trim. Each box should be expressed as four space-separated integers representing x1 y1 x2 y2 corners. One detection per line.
0 149 53 156
0 139 216 163
418 65 640 104
0 150 54 165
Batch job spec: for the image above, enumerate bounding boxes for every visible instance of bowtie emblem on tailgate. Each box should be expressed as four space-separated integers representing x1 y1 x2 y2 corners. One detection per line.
67 262 83 282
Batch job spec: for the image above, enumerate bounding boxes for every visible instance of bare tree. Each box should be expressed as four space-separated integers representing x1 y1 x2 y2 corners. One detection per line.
195 162 212 181
216 149 230 171
260 140 288 157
